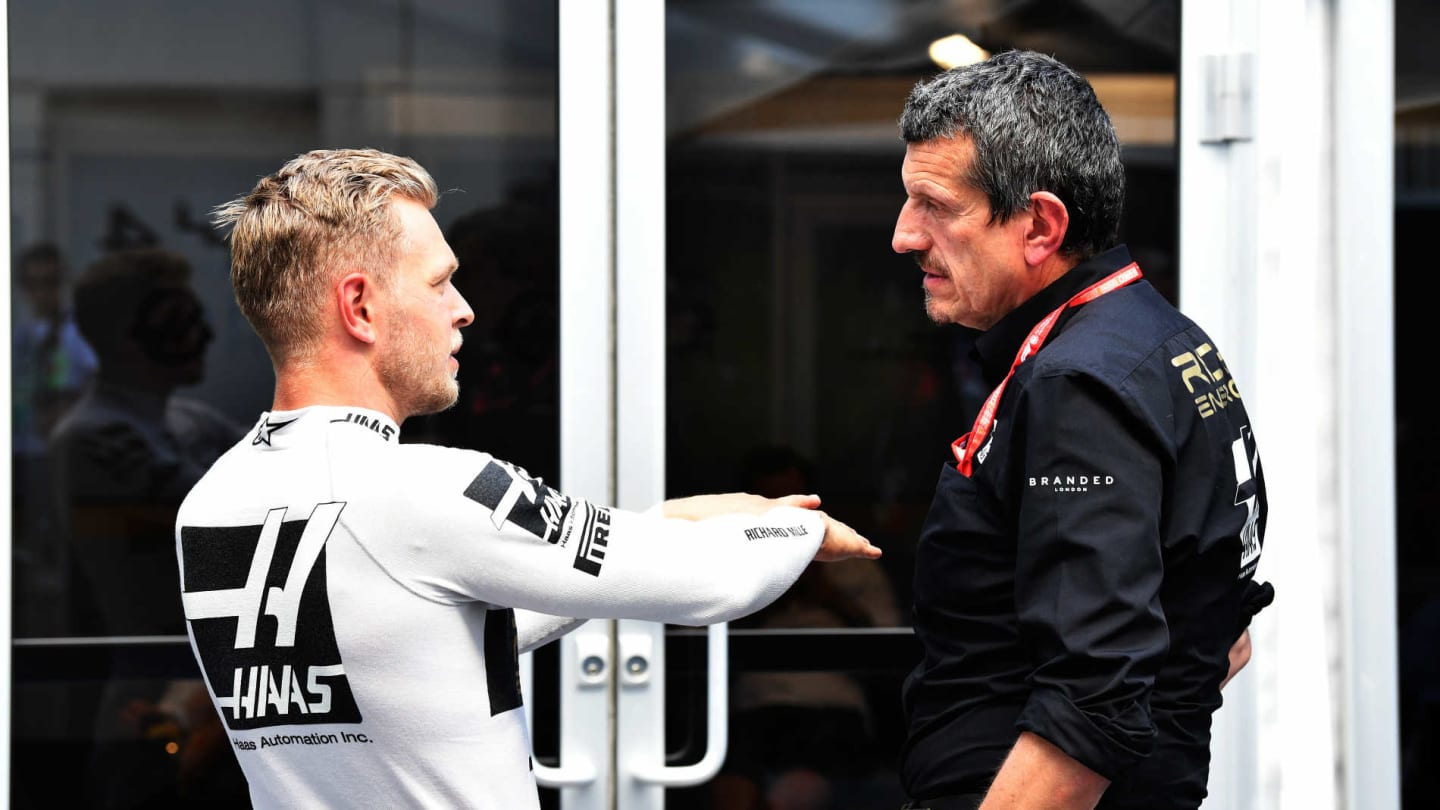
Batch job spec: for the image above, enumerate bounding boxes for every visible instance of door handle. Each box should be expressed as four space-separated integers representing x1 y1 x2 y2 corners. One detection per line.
522 632 603 787
629 621 728 786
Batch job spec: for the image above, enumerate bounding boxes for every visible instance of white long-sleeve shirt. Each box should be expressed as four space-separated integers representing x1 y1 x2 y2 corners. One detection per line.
174 405 823 809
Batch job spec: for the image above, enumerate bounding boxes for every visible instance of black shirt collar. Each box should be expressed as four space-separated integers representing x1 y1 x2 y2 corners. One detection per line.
971 244 1135 385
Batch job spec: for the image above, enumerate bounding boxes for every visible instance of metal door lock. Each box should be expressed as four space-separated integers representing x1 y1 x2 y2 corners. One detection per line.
618 633 655 686
626 655 649 676
575 635 610 688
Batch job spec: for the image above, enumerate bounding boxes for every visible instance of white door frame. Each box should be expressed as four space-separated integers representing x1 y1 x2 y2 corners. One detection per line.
1180 0 1398 807
554 0 619 808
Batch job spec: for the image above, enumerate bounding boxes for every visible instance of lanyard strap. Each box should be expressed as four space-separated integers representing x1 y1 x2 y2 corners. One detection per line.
951 263 1143 477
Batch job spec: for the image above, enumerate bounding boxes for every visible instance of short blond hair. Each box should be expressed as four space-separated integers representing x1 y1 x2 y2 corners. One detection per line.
213 148 438 364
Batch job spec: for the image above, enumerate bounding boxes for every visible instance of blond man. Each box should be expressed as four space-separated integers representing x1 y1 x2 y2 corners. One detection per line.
175 148 877 809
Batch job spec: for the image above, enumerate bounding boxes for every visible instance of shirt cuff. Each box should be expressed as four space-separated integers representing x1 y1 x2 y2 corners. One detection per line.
1015 687 1155 779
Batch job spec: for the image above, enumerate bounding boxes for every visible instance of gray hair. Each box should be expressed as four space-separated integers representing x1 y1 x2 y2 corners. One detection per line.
899 50 1124 259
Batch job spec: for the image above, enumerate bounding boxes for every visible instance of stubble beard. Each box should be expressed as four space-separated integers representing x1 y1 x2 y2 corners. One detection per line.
378 327 461 419
919 257 956 326
922 289 948 325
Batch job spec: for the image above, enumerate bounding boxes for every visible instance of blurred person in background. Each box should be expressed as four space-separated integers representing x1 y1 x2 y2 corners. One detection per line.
11 242 99 633
50 247 246 808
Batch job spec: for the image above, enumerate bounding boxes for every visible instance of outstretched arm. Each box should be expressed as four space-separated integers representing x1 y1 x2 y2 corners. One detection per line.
662 492 880 562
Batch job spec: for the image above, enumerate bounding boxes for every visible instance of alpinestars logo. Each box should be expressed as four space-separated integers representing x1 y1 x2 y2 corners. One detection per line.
180 503 362 730
251 416 295 446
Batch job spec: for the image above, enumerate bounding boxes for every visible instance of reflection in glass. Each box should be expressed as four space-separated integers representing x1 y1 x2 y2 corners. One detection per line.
1396 1 1440 806
9 1 559 805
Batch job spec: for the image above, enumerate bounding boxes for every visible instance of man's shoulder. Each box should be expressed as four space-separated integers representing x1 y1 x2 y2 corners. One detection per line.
1035 282 1198 383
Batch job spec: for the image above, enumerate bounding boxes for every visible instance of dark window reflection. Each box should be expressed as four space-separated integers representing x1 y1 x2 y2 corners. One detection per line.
9 1 558 806
1396 1 1440 806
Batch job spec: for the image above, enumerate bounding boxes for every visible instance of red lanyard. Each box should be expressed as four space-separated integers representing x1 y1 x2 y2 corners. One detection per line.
952 263 1143 477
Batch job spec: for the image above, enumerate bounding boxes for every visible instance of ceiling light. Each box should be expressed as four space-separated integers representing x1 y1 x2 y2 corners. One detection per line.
929 34 989 71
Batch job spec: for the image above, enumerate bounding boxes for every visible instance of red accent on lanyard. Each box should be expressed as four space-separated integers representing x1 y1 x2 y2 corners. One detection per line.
951 263 1143 477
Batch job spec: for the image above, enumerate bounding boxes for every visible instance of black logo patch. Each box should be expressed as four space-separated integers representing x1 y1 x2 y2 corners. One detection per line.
463 460 573 545
180 503 362 730
571 502 611 577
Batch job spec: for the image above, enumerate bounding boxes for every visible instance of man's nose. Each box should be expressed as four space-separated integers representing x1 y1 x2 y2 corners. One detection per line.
892 202 927 255
454 292 475 329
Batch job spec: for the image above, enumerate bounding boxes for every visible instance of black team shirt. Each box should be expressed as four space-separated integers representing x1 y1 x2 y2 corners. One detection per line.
900 245 1273 809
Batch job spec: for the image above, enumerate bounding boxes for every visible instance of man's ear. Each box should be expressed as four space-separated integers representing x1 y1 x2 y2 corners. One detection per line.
337 272 378 344
1023 191 1070 267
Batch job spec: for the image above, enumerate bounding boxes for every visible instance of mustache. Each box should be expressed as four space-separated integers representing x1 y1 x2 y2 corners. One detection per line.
451 335 464 354
913 251 942 274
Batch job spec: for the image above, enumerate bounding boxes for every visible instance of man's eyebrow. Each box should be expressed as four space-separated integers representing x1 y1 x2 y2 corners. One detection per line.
908 179 954 202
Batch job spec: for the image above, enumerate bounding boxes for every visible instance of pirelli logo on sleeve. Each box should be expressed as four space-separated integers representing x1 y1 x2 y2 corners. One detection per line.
179 503 362 731
463 460 613 577
569 502 611 577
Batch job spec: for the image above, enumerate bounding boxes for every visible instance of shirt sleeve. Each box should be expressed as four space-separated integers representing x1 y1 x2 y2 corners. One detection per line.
1010 371 1166 779
346 445 826 627
514 610 586 653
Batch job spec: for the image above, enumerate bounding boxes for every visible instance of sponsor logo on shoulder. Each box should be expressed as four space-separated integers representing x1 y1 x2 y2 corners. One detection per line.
462 459 612 576
570 502 611 577
464 459 574 545
1171 342 1243 419
1027 472 1115 493
331 412 396 442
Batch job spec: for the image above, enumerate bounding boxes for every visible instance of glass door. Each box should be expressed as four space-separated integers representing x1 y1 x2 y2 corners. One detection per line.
5 2 1191 809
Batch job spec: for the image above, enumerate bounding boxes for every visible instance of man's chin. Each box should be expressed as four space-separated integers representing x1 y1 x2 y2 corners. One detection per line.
924 296 955 326
409 383 462 419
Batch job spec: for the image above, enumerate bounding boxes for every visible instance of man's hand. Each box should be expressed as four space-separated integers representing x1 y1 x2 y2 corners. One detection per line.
661 493 881 561
813 511 881 561
662 492 820 520
1221 629 1252 689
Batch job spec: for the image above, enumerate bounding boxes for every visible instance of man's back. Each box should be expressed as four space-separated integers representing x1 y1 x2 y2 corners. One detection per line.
177 405 832 808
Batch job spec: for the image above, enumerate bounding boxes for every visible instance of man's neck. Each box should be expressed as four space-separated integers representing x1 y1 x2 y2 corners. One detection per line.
272 361 405 424
1033 252 1081 295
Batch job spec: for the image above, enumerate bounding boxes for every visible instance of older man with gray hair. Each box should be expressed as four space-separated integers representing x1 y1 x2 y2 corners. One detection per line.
891 51 1274 810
